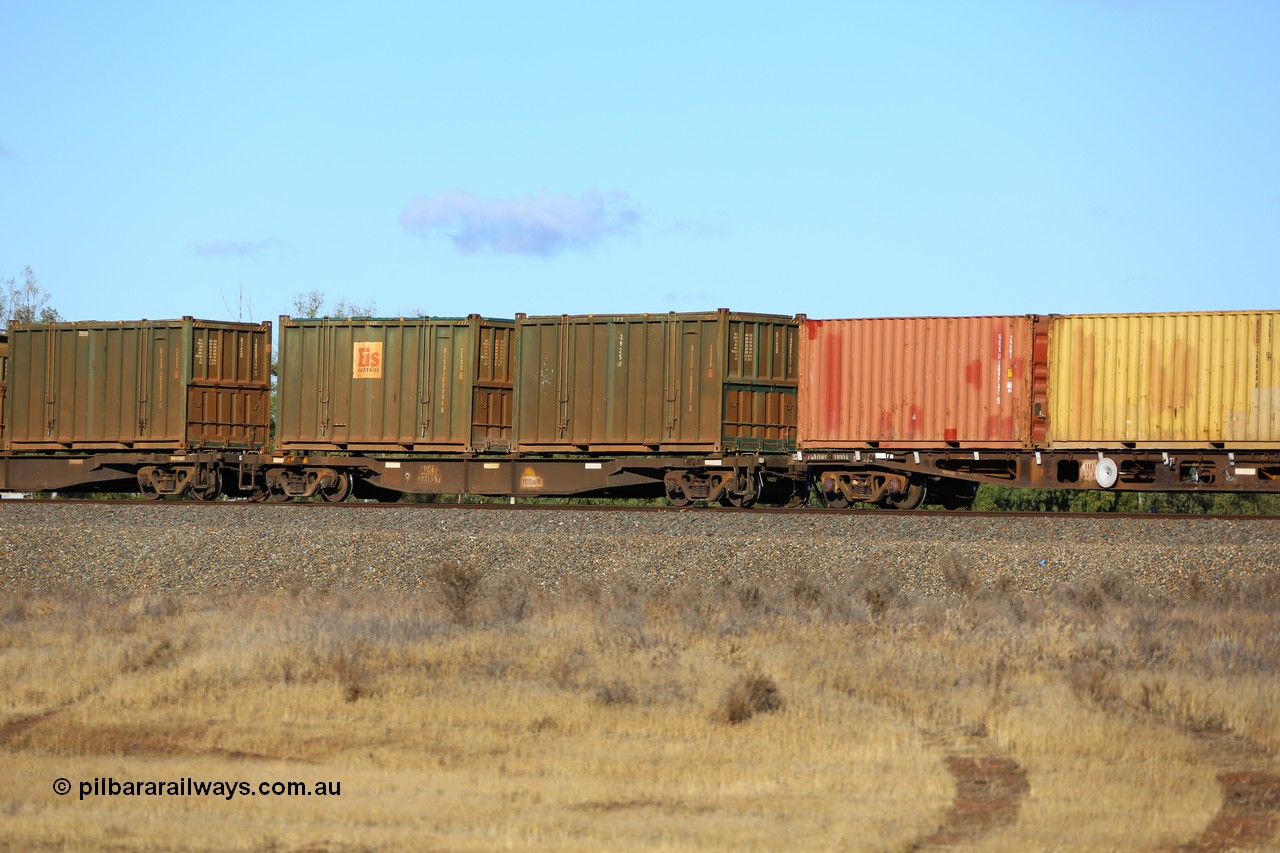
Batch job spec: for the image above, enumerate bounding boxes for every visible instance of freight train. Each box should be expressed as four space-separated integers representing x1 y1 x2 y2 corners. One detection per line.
0 309 1276 509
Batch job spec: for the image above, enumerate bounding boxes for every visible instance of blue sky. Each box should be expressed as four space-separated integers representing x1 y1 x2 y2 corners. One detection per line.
2 1 1277 325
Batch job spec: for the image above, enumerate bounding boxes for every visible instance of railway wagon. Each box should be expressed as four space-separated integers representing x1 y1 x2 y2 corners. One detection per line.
1043 310 1280 490
1 318 271 496
793 309 1280 506
270 315 516 501
795 315 1045 509
514 309 801 453
276 315 515 452
512 310 803 505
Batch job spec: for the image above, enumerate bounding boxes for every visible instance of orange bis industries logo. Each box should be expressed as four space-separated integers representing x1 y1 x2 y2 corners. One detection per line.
353 342 383 379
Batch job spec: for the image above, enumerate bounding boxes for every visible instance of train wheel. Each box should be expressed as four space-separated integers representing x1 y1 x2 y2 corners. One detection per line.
825 494 850 509
190 469 221 502
664 474 692 507
321 472 353 503
884 478 926 510
936 480 978 511
720 473 760 508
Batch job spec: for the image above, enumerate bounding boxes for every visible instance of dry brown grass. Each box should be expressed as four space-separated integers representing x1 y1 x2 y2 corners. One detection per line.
1 559 1278 851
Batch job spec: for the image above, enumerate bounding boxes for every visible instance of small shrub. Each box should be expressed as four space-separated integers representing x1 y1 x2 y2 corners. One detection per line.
329 644 369 703
489 573 533 625
433 561 486 625
1067 665 1123 712
529 716 559 734
595 680 638 706
715 672 784 725
845 562 905 620
737 584 763 611
940 553 975 598
791 576 823 607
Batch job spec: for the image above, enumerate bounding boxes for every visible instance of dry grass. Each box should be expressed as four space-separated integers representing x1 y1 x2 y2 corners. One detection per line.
1 559 1278 851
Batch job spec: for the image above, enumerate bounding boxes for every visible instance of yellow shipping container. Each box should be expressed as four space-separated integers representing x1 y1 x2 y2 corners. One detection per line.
1047 311 1280 447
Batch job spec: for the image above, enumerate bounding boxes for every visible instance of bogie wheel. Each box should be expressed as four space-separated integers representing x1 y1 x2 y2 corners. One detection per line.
884 478 927 511
322 472 353 503
190 470 221 502
824 494 850 509
139 483 162 501
937 480 978 511
720 473 761 508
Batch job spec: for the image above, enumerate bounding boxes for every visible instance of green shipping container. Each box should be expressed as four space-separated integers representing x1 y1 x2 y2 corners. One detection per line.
5 318 271 451
514 309 801 453
0 334 8 446
276 315 515 452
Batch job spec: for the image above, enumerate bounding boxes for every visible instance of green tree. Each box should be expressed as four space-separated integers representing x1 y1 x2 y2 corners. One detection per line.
1 266 61 328
290 290 376 319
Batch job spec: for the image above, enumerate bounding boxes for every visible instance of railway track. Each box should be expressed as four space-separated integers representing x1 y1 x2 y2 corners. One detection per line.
7 496 1280 523
3 499 1277 597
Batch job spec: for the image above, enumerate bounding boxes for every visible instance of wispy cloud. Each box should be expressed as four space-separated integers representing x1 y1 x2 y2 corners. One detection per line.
668 217 726 238
399 190 640 256
192 239 287 258
0 143 15 160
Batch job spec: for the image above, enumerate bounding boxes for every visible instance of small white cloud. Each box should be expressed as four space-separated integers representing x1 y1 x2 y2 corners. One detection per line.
400 190 640 256
192 239 286 258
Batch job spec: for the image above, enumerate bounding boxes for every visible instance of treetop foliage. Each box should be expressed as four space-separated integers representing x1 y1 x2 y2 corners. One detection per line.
291 290 377 319
2 266 61 329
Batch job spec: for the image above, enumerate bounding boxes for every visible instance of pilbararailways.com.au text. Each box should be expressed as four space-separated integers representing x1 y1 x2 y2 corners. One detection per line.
57 777 341 801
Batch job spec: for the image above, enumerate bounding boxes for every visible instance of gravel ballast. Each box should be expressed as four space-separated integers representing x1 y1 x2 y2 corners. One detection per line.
2 503 1277 597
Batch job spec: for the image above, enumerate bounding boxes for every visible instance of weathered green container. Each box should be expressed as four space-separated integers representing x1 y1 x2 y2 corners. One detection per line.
5 318 271 451
276 315 515 452
514 309 801 453
0 334 8 446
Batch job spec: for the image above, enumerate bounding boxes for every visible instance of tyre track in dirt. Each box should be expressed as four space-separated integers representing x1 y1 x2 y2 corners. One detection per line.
912 753 1030 849
904 730 1031 850
1167 731 1280 853
1068 694 1280 852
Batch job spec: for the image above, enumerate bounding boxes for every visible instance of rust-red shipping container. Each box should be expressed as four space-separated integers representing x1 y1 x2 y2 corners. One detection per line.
276 315 515 452
1047 310 1280 448
798 315 1043 449
5 317 271 451
514 310 801 453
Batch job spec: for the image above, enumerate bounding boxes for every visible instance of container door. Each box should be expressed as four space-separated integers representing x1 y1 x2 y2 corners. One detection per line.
720 315 799 452
471 321 512 450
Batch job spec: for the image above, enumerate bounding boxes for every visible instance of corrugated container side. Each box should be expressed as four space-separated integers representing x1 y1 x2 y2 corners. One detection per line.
514 310 799 453
276 316 514 451
5 318 271 451
187 320 273 449
0 334 8 447
798 316 1039 448
1047 311 1280 447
